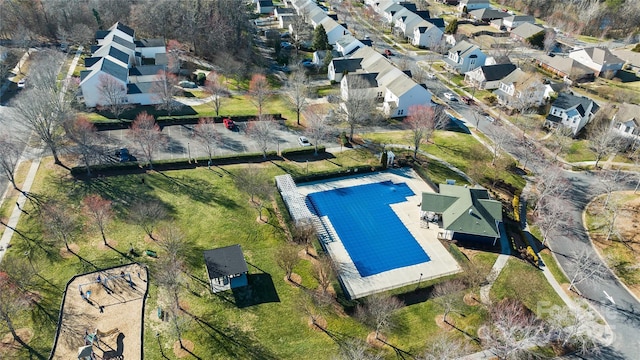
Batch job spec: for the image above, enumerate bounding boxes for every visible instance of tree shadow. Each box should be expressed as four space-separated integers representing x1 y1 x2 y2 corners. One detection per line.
181 308 278 360
150 171 237 206
375 336 415 359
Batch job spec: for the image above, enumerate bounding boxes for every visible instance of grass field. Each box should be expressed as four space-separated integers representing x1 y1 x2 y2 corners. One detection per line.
0 125 569 358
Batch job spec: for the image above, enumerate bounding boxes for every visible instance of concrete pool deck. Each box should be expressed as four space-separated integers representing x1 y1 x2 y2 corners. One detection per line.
295 168 461 299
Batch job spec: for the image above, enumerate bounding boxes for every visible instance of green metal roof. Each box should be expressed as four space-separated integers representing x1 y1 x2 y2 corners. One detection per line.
421 184 502 238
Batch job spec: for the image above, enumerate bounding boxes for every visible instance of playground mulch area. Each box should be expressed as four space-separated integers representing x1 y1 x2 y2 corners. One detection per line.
50 263 148 360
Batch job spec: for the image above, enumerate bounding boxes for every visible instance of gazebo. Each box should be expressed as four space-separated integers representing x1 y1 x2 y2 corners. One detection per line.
204 245 249 293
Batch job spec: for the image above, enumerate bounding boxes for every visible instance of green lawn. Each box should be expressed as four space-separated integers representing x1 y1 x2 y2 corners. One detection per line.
490 257 565 317
562 139 596 163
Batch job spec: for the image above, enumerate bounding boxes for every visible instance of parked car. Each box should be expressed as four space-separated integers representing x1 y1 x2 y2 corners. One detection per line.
300 59 315 69
17 79 26 88
298 136 311 147
444 92 457 101
426 72 436 80
223 118 236 130
280 41 294 50
384 49 393 57
115 148 132 162
485 115 496 123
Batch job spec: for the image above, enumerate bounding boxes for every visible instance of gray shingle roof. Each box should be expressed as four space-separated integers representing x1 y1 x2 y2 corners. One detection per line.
100 58 128 83
108 46 130 64
581 47 624 65
511 23 544 39
347 73 378 88
112 35 135 50
469 8 509 21
134 38 165 47
126 82 154 94
332 58 362 74
95 30 109 40
110 22 135 37
203 245 248 279
129 65 165 76
479 63 516 81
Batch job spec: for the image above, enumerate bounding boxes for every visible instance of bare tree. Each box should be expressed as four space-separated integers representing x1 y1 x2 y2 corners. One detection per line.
129 199 169 241
128 112 167 169
420 333 473 360
248 74 272 116
276 245 300 281
0 135 26 196
404 105 436 159
65 116 102 176
82 194 113 246
97 74 130 119
203 71 227 117
547 303 603 356
334 338 384 360
192 117 221 167
155 225 189 349
534 196 570 245
166 39 186 74
285 70 309 126
533 165 568 216
305 105 332 156
292 220 317 255
550 125 575 160
587 119 620 169
596 169 627 209
356 293 404 340
432 279 466 325
486 126 513 166
337 76 378 141
233 165 273 221
567 249 608 292
311 255 335 297
543 29 557 54
152 70 182 115
289 14 312 54
40 200 78 252
246 114 277 159
479 299 548 360
0 272 33 350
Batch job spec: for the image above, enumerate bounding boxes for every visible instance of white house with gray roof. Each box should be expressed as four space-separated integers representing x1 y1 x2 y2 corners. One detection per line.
568 47 625 77
544 92 599 135
80 22 166 108
444 40 487 74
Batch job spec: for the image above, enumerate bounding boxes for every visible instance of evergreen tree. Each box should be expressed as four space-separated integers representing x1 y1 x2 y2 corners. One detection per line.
313 25 330 51
445 19 458 34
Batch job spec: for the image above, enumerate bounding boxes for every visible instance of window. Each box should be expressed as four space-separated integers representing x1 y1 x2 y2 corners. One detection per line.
398 109 404 116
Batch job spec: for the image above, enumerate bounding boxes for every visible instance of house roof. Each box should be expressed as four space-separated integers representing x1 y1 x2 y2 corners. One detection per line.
108 22 135 37
95 30 109 40
449 40 480 57
346 72 378 88
469 8 508 21
415 20 436 34
478 63 516 81
259 0 274 5
537 54 595 77
511 23 544 39
573 47 624 65
331 58 362 73
426 17 445 28
203 245 248 279
421 184 502 238
615 103 640 123
112 35 135 50
126 81 154 94
460 0 489 4
336 34 357 48
129 65 165 76
504 15 535 24
99 58 128 83
135 38 165 48
552 92 598 113
611 48 640 66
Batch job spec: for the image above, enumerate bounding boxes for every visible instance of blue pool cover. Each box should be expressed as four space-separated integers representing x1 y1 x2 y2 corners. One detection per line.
308 181 430 277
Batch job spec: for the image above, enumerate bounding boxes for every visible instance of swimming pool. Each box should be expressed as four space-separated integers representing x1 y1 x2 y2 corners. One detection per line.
308 181 430 277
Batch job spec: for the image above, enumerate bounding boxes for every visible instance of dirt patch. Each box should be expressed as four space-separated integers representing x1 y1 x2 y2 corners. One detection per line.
298 248 318 261
435 315 455 331
59 243 81 258
173 339 195 358
50 264 148 360
0 328 33 352
285 273 303 287
256 215 269 224
464 292 481 306
366 332 386 348
307 315 328 331
96 239 118 251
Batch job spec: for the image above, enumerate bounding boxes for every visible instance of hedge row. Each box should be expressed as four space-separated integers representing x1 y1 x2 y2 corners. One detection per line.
291 164 384 183
70 151 279 178
92 113 283 131
281 145 326 157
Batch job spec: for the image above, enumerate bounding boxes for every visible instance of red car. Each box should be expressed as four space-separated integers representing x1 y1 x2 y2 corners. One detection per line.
223 118 235 130
384 49 393 57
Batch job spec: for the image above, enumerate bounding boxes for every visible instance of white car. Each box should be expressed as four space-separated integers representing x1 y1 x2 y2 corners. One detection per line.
443 92 456 101
485 115 496 123
298 136 311 147
426 72 436 80
17 79 26 88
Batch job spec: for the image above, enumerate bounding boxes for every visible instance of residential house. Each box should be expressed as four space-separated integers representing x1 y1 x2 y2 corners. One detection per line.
544 92 600 135
340 72 381 102
612 47 640 75
421 184 502 244
469 8 509 23
291 0 350 45
458 0 491 12
502 15 535 31
613 103 640 140
494 69 546 109
412 20 444 48
313 49 340 66
464 63 517 90
328 57 362 82
543 81 566 100
444 40 487 74
319 17 350 45
568 47 625 77
204 245 249 293
339 46 432 117
335 34 364 56
80 22 166 108
257 0 274 14
535 54 595 84
275 7 296 28
510 23 544 43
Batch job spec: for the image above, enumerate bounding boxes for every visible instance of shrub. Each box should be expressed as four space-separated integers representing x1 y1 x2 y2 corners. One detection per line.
632 43 640 52
485 95 497 105
339 131 349 146
512 196 520 222
526 246 539 265
197 72 206 85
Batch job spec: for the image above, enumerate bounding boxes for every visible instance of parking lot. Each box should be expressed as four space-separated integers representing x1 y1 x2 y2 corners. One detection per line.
102 120 338 161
